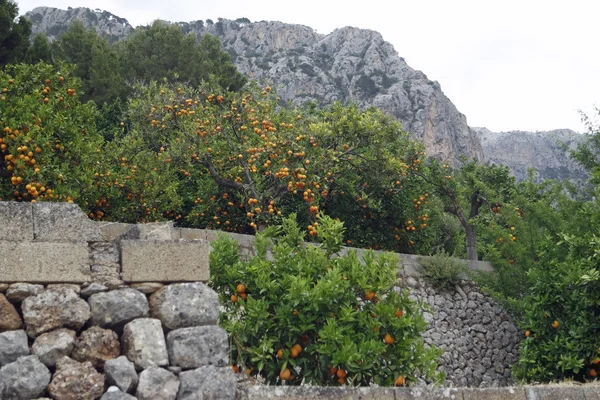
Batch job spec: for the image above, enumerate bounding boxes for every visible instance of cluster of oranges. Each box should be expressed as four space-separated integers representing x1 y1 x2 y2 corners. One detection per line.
230 283 247 302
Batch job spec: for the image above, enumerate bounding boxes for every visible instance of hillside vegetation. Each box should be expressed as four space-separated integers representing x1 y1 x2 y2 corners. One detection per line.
1 0 600 386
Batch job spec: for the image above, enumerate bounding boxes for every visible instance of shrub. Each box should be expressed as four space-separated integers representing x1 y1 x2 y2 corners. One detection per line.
513 233 600 383
416 252 467 291
209 214 443 386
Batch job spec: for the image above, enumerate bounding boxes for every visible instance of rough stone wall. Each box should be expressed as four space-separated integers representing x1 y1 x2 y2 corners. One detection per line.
0 282 235 399
401 278 520 388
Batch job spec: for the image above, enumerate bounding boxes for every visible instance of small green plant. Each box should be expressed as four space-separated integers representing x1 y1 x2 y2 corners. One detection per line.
416 252 468 290
209 214 443 386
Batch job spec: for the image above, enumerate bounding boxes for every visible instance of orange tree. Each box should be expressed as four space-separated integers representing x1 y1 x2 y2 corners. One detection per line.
96 80 437 252
0 63 102 205
209 213 443 386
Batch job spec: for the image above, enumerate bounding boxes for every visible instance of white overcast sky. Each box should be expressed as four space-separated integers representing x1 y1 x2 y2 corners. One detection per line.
15 0 600 133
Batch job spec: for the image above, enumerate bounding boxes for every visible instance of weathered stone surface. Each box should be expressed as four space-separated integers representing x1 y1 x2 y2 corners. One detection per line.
0 283 8 292
238 386 397 400
88 288 149 329
98 221 138 241
137 366 180 400
72 326 121 368
524 385 586 400
131 282 164 294
31 328 76 367
33 202 101 242
90 242 120 264
134 222 177 240
178 228 206 241
48 357 105 400
81 282 109 298
0 330 29 366
22 287 91 337
0 293 22 331
47 283 81 294
0 202 34 241
582 385 600 400
0 355 51 400
167 326 229 369
6 282 44 302
90 263 122 287
178 366 236 400
122 318 169 369
0 242 91 283
121 240 210 282
105 356 138 394
149 282 220 330
101 387 137 400
463 387 526 400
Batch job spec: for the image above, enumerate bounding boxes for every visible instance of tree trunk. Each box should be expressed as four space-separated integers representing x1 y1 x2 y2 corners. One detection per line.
465 224 478 261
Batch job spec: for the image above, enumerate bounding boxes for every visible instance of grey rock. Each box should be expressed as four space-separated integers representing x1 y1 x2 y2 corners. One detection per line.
0 283 8 292
167 326 229 369
0 355 51 400
6 283 44 302
90 242 120 264
32 201 102 242
47 357 105 400
131 282 164 294
0 201 33 241
122 318 169 369
101 388 137 400
0 293 22 331
31 328 76 367
177 366 236 400
136 366 180 400
22 287 91 337
149 282 220 330
88 288 149 329
0 330 29 367
81 282 109 298
72 326 121 368
47 283 81 294
105 356 138 394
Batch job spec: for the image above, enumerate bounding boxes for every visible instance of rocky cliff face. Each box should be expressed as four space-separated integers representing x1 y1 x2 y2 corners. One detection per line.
474 127 587 182
24 7 483 165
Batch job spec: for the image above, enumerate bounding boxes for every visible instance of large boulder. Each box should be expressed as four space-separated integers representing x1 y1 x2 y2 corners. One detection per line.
122 318 169 370
167 326 229 370
136 366 180 400
0 293 22 331
22 287 90 337
0 355 51 400
31 328 76 367
177 366 236 400
0 330 29 366
88 289 149 329
149 283 219 330
105 356 138 394
47 357 105 400
72 326 121 368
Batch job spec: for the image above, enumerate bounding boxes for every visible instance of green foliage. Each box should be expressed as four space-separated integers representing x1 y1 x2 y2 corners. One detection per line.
513 233 600 383
0 63 103 205
27 33 53 64
416 252 467 291
0 0 32 66
116 21 246 91
209 214 443 386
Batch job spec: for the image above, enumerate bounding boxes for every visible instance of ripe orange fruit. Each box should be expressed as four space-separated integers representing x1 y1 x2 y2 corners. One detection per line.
236 283 246 293
590 369 597 378
277 349 283 359
230 294 238 303
551 320 560 329
336 369 346 378
592 358 600 365
328 366 338 375
525 330 531 338
231 365 239 373
365 291 376 301
290 348 300 358
384 334 395 345
279 368 291 381
337 377 345 384
240 293 247 301
395 309 404 318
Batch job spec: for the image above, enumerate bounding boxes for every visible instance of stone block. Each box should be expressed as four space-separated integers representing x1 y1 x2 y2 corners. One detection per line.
134 222 177 240
463 387 526 400
121 240 210 282
98 222 138 241
33 202 101 242
122 318 169 370
0 202 33 241
178 366 236 399
238 387 397 400
179 228 206 241
167 326 229 369
524 385 586 400
582 385 600 400
0 241 91 282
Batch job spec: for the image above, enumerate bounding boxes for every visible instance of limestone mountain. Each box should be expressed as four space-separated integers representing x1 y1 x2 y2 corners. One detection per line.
474 127 587 183
25 6 483 165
